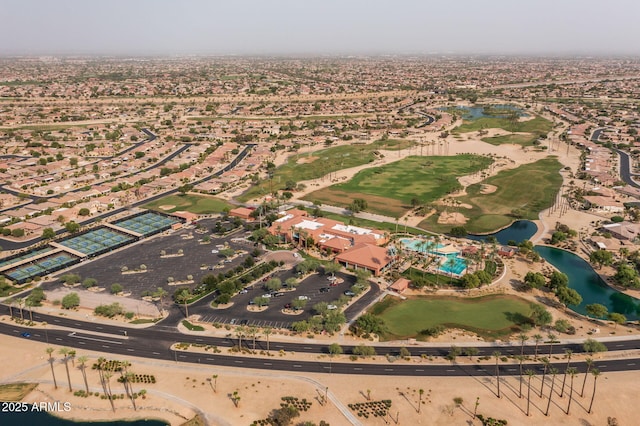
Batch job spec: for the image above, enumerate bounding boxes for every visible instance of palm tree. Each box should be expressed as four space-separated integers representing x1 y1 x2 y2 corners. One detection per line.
236 325 246 349
46 347 58 389
526 369 535 416
493 351 501 398
545 367 559 416
104 372 115 410
263 327 273 352
77 355 89 394
59 347 73 392
247 326 259 351
418 388 424 413
212 374 218 393
577 357 594 397
533 334 543 360
177 289 191 318
560 350 573 397
588 369 600 414
565 367 578 415
516 355 525 398
17 297 24 321
125 371 137 410
547 333 556 357
539 357 550 398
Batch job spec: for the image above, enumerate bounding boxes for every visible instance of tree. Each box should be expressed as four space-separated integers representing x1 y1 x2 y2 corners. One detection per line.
526 369 535 417
78 208 90 216
532 334 543 359
585 303 608 319
589 250 613 269
560 350 572 397
46 347 58 389
271 404 300 425
65 221 80 233
349 198 367 213
549 271 569 289
516 355 525 398
583 338 607 355
565 367 578 415
263 327 273 352
42 227 56 239
253 296 269 307
523 271 546 290
61 292 80 309
530 304 553 328
26 287 46 307
539 357 550 398
556 286 582 309
450 226 467 237
581 357 594 397
110 283 123 294
493 351 501 398
418 388 424 413
608 312 626 329
328 343 342 356
175 289 192 318
77 355 89 394
264 278 282 291
59 347 73 392
545 367 559 416
588 368 600 414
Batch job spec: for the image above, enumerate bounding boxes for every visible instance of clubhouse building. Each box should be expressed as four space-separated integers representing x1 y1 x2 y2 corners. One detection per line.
268 208 393 276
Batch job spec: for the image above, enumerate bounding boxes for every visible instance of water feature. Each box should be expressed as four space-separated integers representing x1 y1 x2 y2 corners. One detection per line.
400 238 444 253
535 246 640 320
1 411 168 426
466 220 538 246
439 104 528 120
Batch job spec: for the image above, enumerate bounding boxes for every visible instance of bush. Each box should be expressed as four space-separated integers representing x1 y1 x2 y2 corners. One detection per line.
94 303 124 318
61 292 80 309
110 283 123 294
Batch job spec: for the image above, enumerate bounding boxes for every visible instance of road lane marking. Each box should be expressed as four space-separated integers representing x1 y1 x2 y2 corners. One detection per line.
127 348 134 352
293 365 301 368
68 332 123 345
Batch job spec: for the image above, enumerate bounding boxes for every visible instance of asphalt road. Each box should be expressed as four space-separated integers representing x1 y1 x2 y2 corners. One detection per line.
614 148 640 188
2 320 639 377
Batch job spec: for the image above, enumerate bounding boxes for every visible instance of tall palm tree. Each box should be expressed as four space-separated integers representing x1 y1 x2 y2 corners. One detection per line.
77 355 89 394
545 367 559 416
565 367 579 415
588 369 600 414
125 371 137 411
526 369 535 417
516 355 525 398
263 327 273 352
533 334 543 360
493 351 502 398
547 333 557 357
58 347 73 392
46 347 58 389
539 357 550 398
17 297 24 321
177 289 191 318
6 297 14 318
236 325 246 349
418 388 424 413
580 358 594 397
560 350 573 397
518 332 528 358
104 372 115 411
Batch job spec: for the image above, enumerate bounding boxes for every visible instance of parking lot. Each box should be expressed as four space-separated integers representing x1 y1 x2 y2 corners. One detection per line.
46 218 255 298
192 269 361 329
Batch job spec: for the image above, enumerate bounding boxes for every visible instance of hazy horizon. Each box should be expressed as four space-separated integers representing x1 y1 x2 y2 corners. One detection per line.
2 0 640 56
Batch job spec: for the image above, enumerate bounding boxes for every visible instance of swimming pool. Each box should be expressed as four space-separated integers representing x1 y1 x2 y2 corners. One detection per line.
400 238 444 253
438 254 467 275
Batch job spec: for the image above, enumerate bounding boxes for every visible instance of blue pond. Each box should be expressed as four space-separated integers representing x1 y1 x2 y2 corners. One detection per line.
466 220 538 246
0 411 167 426
535 246 640 321
440 104 528 120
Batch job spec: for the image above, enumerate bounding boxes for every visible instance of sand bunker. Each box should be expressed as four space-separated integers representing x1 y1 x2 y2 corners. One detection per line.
159 205 175 211
437 211 468 225
480 184 497 194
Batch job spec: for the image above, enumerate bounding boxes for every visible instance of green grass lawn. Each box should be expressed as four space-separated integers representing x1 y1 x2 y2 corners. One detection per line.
420 157 562 233
303 154 493 218
143 194 232 214
374 295 534 341
453 115 552 137
481 133 539 146
237 139 415 202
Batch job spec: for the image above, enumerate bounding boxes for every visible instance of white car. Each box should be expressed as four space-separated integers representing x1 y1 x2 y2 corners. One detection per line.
298 295 309 300
262 294 272 298
211 249 219 254
327 304 338 310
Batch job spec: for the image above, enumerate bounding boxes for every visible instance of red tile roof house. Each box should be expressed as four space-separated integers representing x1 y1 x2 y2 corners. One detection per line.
229 207 255 221
334 243 393 276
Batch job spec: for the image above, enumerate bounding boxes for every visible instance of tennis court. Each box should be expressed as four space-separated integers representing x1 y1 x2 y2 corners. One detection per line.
5 253 79 284
58 228 135 257
114 211 180 237
0 247 54 270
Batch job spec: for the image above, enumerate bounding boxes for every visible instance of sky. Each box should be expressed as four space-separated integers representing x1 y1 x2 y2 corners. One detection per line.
1 0 639 56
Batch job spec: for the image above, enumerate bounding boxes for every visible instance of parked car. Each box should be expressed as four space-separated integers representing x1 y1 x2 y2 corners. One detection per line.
344 290 355 297
298 295 309 300
211 249 219 254
262 294 272 298
273 292 285 297
327 304 338 310
319 287 330 293
284 303 292 309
